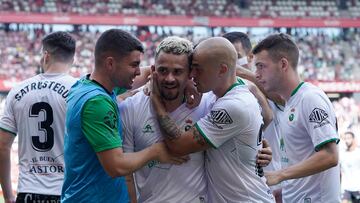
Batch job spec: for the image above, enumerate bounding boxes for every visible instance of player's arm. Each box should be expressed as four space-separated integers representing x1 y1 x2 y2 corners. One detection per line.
247 81 273 129
96 143 185 177
266 92 339 185
82 96 186 178
125 174 137 203
265 141 338 186
132 66 151 90
149 73 211 156
159 116 211 156
0 129 16 203
236 66 284 105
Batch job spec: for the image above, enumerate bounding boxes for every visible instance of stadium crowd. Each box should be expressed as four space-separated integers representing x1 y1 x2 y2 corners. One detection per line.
1 0 360 18
1 27 360 81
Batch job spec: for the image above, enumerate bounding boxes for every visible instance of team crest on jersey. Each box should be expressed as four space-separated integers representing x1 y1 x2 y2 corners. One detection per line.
309 108 330 129
182 118 193 132
288 108 295 121
288 113 295 121
209 109 232 129
104 111 117 129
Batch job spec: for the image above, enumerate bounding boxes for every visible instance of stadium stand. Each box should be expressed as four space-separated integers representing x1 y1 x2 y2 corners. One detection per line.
0 28 359 82
0 0 359 18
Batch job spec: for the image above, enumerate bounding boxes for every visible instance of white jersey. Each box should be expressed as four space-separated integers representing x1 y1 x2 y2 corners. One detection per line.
120 91 215 203
340 148 360 192
196 84 274 203
263 101 285 191
280 82 340 203
0 73 77 195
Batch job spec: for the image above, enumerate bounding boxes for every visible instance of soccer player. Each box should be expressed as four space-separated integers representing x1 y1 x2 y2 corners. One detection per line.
0 31 77 203
223 31 285 203
223 31 273 129
223 31 253 70
121 36 209 202
254 33 340 203
61 29 185 202
150 37 274 202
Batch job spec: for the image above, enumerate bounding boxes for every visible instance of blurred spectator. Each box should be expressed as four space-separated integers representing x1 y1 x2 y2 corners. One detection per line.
1 27 360 81
1 0 358 18
340 131 360 203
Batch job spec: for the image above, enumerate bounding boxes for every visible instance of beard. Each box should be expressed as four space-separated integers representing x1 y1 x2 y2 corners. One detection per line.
158 80 181 100
160 88 179 100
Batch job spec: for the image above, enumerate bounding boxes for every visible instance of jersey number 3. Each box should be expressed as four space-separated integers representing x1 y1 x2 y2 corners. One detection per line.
29 102 54 152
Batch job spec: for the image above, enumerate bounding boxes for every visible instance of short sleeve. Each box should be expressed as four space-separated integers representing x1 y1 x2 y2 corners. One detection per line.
195 98 251 148
82 95 122 152
0 89 17 135
118 99 135 153
302 92 339 151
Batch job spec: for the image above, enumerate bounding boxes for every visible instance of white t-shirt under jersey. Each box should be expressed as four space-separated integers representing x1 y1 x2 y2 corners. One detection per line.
120 91 215 203
196 84 274 203
280 82 340 203
0 73 77 195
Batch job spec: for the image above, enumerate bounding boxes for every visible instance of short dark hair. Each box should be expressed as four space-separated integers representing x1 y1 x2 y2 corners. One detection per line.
223 31 252 55
252 33 299 69
42 31 76 63
95 29 144 66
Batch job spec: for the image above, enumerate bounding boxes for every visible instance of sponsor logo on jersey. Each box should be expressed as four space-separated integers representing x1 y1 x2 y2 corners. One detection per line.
29 156 64 174
309 108 330 129
147 160 160 168
142 124 154 133
209 109 232 129
147 160 171 170
280 137 285 151
104 111 117 129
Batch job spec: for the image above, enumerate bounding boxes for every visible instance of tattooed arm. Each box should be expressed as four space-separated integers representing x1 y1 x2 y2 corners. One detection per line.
156 114 211 156
150 75 211 156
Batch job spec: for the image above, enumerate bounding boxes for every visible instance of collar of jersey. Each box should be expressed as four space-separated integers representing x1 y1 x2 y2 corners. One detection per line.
224 77 244 95
85 74 113 95
290 81 305 97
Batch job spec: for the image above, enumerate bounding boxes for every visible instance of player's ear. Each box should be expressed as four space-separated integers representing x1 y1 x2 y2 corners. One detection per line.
43 51 51 64
280 57 289 71
247 53 254 64
219 63 228 76
104 56 115 71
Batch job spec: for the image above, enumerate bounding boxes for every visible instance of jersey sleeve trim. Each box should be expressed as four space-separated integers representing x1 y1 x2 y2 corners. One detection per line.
314 137 340 152
93 144 121 153
195 123 217 149
0 127 16 136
